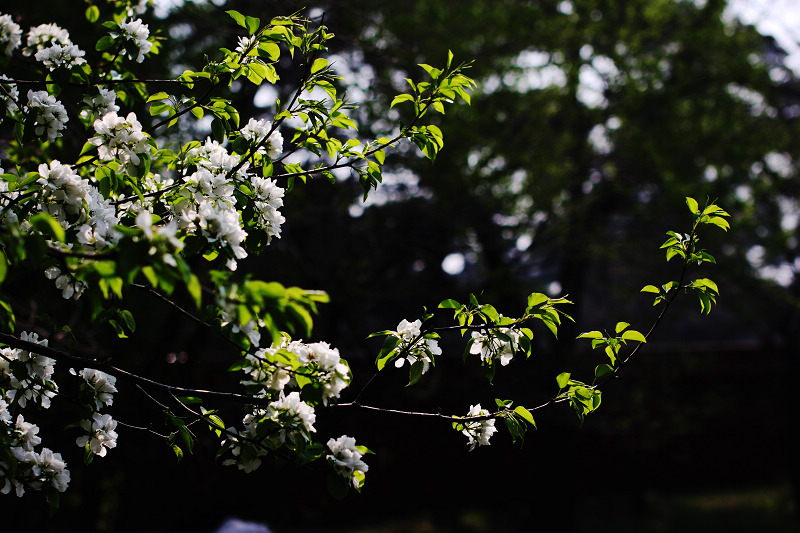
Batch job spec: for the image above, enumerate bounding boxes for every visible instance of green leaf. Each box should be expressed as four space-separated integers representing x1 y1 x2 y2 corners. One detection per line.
595 364 614 378
577 331 604 340
258 42 280 61
376 335 401 370
514 405 536 428
390 94 415 108
311 57 328 74
686 196 700 215
171 443 183 461
526 292 549 309
85 5 100 23
245 16 261 36
418 63 442 80
556 372 571 389
211 118 226 142
226 10 247 28
438 299 461 309
407 360 424 386
0 250 7 284
186 274 202 309
29 212 66 243
641 285 660 294
615 322 629 334
96 35 115 52
146 91 170 102
621 330 647 343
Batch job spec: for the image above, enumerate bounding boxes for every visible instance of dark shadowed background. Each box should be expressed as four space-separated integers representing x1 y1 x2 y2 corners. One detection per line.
2 0 800 531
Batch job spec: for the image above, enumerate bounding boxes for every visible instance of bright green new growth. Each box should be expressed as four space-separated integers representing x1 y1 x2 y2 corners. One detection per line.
0 0 730 512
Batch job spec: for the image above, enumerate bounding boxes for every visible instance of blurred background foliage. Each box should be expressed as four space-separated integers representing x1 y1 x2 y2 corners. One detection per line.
3 0 800 531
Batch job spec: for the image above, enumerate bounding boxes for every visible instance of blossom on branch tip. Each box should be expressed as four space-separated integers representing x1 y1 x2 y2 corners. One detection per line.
81 87 119 120
26 90 68 142
75 413 118 457
1 332 58 409
268 391 316 438
115 18 152 63
71 368 118 409
470 328 520 367
240 118 284 159
34 42 86 70
0 14 22 56
44 266 86 300
326 435 369 489
391 319 441 376
90 111 150 169
460 404 497 451
23 23 70 55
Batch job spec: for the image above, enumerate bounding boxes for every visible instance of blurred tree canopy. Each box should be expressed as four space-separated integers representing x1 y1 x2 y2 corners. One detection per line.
3 0 799 531
123 0 800 348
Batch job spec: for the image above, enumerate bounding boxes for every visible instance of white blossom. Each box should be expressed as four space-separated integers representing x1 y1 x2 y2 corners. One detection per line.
90 111 150 168
34 42 86 70
74 368 118 409
13 415 41 451
75 413 118 457
197 201 248 266
80 87 119 119
242 349 292 393
32 448 70 493
116 18 152 62
392 319 441 376
470 328 520 367
460 404 498 450
269 391 316 437
250 176 285 241
292 341 350 403
221 410 269 473
37 160 90 218
26 90 68 142
127 0 149 16
240 118 284 159
0 82 19 122
326 435 369 489
0 399 11 425
44 266 86 300
0 14 22 56
24 23 70 55
2 332 57 409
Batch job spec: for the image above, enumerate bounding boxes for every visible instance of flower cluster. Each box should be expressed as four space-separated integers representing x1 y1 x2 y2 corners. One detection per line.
269 391 317 436
115 18 152 63
72 368 118 410
174 137 286 269
392 319 441 376
36 160 121 255
43 266 86 300
222 336 353 474
20 22 86 70
0 332 57 409
0 334 71 497
469 327 521 367
136 211 184 267
240 118 284 159
76 413 118 458
0 14 22 56
89 111 150 169
221 391 317 473
25 90 68 143
242 337 351 403
0 439 70 497
460 404 498 451
326 435 369 489
0 82 18 123
80 87 120 121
